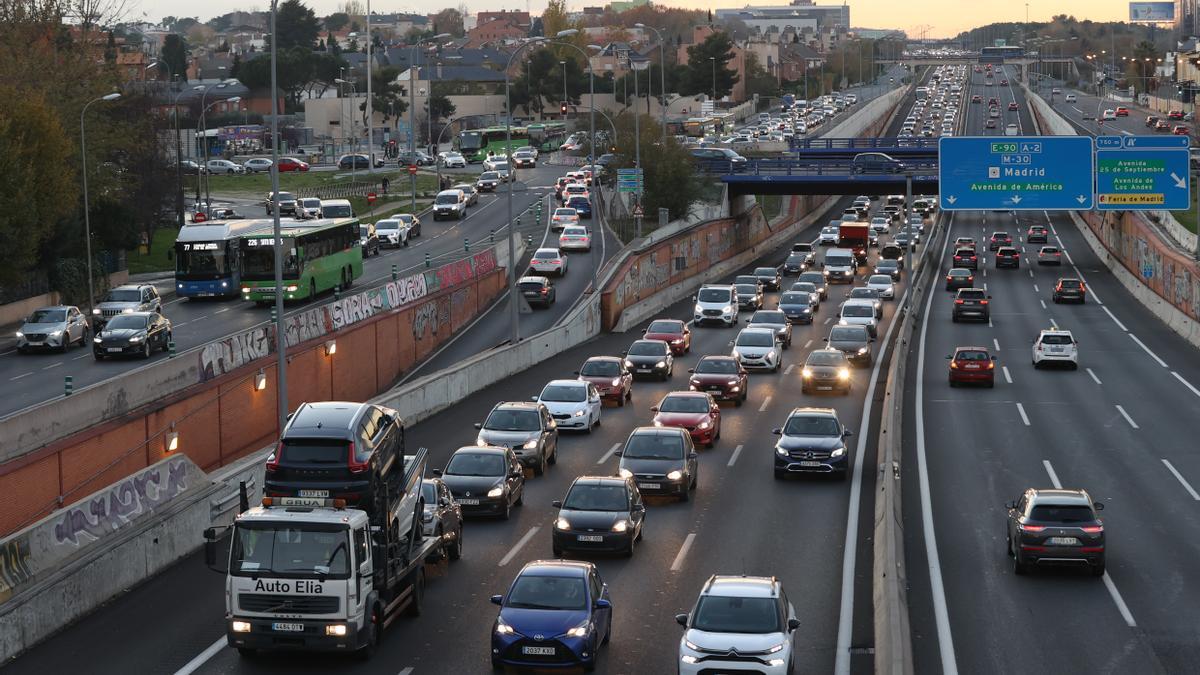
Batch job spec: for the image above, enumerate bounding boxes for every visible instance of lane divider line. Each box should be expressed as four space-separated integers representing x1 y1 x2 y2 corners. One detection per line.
597 442 621 464
172 636 225 675
1087 368 1103 385
1128 333 1168 368
498 526 540 567
758 396 772 413
1162 459 1200 501
1102 306 1128 332
670 533 697 572
1172 371 1200 399
727 444 744 468
1114 405 1139 430
1002 366 1012 384
1016 402 1031 426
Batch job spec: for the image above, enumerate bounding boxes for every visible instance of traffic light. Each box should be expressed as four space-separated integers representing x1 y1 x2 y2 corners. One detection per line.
560 101 568 115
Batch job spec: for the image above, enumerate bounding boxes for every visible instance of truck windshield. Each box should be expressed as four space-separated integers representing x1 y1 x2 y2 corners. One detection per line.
231 523 351 579
826 255 852 267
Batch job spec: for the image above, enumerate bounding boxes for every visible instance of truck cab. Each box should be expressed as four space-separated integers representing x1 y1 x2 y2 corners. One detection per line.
836 223 870 264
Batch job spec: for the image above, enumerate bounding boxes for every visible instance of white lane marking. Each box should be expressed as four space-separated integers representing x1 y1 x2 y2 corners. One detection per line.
1042 459 1063 489
804 339 813 349
1063 249 1075 265
1087 368 1103 385
1103 573 1138 628
1102 306 1128 331
784 363 795 375
398 668 415 675
912 213 961 675
1029 268 1034 278
1016 402 1031 426
824 317 832 325
988 317 994 328
597 442 621 464
1162 459 1200 500
1128 334 1167 368
1049 318 1058 330
193 314 209 321
172 636 225 675
670 533 697 572
983 282 988 292
1040 299 1047 309
173 320 190 327
992 338 1000 352
727 444 744 467
1172 371 1200 398
758 395 772 413
10 372 33 380
1114 405 1139 429
42 362 62 370
1002 366 1012 384
214 307 229 314
982 268 987 277
1033 283 1039 293
498 526 540 567
73 353 91 360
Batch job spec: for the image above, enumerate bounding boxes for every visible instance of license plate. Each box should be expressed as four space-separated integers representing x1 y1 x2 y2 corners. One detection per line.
799 460 823 467
638 368 652 373
1049 348 1063 353
577 535 604 542
1047 537 1079 546
817 386 832 391
458 498 480 505
638 482 660 490
964 364 979 370
272 622 304 632
107 348 122 353
298 489 329 498
522 646 556 656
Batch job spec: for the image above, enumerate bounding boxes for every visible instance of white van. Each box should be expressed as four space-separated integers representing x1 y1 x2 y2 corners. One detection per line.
432 189 467 220
823 248 858 284
319 199 354 218
693 284 738 327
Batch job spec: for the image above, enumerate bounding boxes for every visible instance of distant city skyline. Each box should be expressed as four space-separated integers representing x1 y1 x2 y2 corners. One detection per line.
136 0 1132 40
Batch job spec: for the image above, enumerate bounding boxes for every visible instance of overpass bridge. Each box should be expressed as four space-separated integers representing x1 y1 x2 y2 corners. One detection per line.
698 158 940 197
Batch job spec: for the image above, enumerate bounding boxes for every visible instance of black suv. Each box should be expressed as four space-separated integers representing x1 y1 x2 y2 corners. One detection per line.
518 276 556 308
952 247 978 270
995 246 1020 268
772 407 853 479
1006 488 1105 576
264 402 404 509
951 288 991 322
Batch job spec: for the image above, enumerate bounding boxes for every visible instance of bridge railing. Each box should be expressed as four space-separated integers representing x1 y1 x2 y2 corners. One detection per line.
696 158 941 177
789 137 939 151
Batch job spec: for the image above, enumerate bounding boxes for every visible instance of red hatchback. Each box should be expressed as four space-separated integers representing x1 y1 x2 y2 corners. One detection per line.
576 356 633 406
277 157 310 172
643 319 691 356
948 346 996 387
1114 107 1129 117
1007 101 1019 111
1173 125 1190 135
651 392 721 447
687 355 749 405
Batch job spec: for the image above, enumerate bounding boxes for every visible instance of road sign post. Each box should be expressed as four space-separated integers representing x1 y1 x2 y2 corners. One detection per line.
938 136 1095 210
1095 135 1190 211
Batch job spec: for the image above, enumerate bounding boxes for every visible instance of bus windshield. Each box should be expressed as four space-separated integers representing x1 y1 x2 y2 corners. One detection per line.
241 238 299 278
176 242 232 278
459 131 483 152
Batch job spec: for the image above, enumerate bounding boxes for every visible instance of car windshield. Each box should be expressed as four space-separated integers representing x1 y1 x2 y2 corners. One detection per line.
646 321 681 334
792 283 817 294
301 199 321 208
580 360 619 377
948 269 969 277
849 288 877 299
798 273 823 285
445 452 507 477
519 281 546 292
1041 334 1074 345
1058 280 1081 288
829 326 866 341
698 288 730 303
784 415 841 436
563 227 587 236
736 284 758 294
691 596 781 634
484 409 541 432
397 215 415 224
105 315 150 330
842 305 873 317
786 254 805 264
959 291 986 300
1030 504 1095 523
627 341 665 356
751 311 787 325
493 162 509 170
554 209 576 217
359 226 372 238
232 523 350 578
754 268 776 276
659 396 709 413
104 290 142 303
323 204 351 217
779 293 810 307
878 260 898 269
506 575 588 611
737 331 775 347
436 194 460 205
695 359 738 374
533 251 558 260
540 384 586 403
807 351 847 367
956 350 990 361
563 484 629 511
622 433 684 460
274 192 294 201
28 309 66 323
376 221 399 232
481 172 499 180
868 275 892 285
421 482 437 504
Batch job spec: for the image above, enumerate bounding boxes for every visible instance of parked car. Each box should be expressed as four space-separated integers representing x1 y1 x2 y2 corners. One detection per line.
276 157 309 172
206 159 244 174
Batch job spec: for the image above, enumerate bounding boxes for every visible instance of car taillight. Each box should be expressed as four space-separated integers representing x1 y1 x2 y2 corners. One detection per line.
541 288 549 295
348 442 369 474
1019 523 1045 532
954 299 964 304
266 442 282 473
979 299 988 305
1080 525 1103 534
986 361 994 369
946 275 952 281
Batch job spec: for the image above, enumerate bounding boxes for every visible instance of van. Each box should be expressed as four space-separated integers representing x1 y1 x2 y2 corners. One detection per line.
693 284 738 327
432 189 467 220
319 198 354 218
823 248 858 284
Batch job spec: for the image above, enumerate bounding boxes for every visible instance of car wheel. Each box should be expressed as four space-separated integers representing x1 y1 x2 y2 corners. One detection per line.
553 544 563 557
163 331 173 352
679 486 690 502
533 452 546 476
548 444 558 465
617 393 625 407
987 379 995 388
448 527 463 561
1013 551 1027 575
501 498 511 520
1092 559 1106 577
141 342 152 359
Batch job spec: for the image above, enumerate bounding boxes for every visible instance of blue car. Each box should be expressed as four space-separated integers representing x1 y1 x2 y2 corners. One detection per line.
491 560 612 670
566 196 592 219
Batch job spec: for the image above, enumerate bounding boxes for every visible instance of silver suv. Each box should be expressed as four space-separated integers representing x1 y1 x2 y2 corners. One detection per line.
676 575 799 675
92 284 161 329
474 402 559 475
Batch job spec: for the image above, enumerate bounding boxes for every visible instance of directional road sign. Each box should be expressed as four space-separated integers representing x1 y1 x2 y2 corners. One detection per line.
1095 135 1190 210
938 136 1095 210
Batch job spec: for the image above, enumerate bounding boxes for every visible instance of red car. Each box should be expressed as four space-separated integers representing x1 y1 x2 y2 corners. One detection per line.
642 318 691 356
687 355 748 405
277 157 310 172
1000 79 1009 85
971 94 982 103
1115 107 1130 117
1007 101 1018 111
947 346 996 387
1173 125 1190 135
989 231 1012 250
651 391 721 448
1168 110 1184 120
576 356 633 405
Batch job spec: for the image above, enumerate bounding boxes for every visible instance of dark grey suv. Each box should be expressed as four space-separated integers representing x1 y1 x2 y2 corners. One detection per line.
474 402 559 475
1006 488 1105 576
772 407 853 479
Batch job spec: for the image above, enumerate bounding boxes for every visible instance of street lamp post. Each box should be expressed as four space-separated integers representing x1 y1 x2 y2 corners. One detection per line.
201 95 241 209
81 92 121 319
148 62 185 229
409 34 452 217
560 60 568 117
269 0 288 430
634 23 668 138
336 78 358 185
198 76 236 209
633 59 646 237
710 56 716 102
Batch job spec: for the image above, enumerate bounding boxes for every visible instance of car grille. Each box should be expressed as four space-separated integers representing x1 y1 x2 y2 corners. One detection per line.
703 309 722 317
238 594 339 614
634 473 665 480
23 333 47 341
789 449 831 459
552 414 572 420
99 308 125 318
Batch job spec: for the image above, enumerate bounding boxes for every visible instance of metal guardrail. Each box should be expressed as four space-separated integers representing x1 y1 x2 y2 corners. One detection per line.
790 137 939 151
695 158 941 177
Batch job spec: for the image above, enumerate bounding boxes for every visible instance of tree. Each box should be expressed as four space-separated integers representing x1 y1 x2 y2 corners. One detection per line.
742 52 777 100
229 53 242 78
429 93 456 122
340 0 364 31
682 31 739 99
325 12 349 31
362 66 408 128
275 0 320 50
612 114 703 222
431 8 465 37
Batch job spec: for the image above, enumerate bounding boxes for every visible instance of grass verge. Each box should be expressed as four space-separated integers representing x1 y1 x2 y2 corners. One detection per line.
126 228 180 274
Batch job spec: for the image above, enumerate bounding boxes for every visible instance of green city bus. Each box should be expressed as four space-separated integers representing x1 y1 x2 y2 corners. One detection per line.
457 126 531 162
238 217 363 304
528 122 568 152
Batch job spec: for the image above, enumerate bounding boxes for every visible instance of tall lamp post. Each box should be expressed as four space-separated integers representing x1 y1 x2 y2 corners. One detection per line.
634 23 668 138
81 92 121 318
335 78 358 184
198 77 237 208
201 95 241 209
147 62 184 228
560 60 568 116
710 56 716 102
408 34 452 216
268 0 288 430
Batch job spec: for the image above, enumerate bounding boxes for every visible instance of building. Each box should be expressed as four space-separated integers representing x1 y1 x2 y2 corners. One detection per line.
476 10 531 27
464 16 527 48
115 51 151 82
715 1 850 35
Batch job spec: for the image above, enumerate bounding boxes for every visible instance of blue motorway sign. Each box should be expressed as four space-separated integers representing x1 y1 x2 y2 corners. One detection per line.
1095 135 1190 210
938 136 1095 210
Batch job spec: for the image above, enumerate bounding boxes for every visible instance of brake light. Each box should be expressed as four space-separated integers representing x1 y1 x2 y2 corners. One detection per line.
946 275 952 281
986 361 994 369
1080 525 1104 534
954 299 964 304
1080 546 1105 553
1055 252 1061 256
266 442 282 474
979 299 988 305
347 441 369 474
541 288 549 295
1019 523 1046 532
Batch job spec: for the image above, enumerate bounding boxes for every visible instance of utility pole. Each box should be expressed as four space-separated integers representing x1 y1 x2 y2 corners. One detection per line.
269 0 288 430
366 0 374 176
633 61 644 237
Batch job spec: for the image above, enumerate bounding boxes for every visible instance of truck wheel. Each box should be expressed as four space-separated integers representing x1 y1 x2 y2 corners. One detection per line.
405 569 425 617
355 606 381 661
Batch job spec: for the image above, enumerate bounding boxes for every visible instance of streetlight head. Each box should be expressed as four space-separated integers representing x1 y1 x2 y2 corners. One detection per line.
588 44 603 51
223 77 240 84
227 96 242 103
101 93 121 101
634 22 645 28
335 78 350 84
556 29 579 38
434 32 451 39
146 61 159 70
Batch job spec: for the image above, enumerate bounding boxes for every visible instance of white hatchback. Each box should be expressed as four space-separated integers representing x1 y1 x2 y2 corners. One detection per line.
866 274 896 299
838 299 879 337
534 379 601 431
1032 329 1078 369
559 226 591 252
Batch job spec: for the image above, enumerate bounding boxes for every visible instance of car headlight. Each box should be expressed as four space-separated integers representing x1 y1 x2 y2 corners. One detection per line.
667 470 683 481
573 409 586 417
802 368 813 378
766 642 786 654
837 369 850 380
618 468 633 478
731 350 742 360
487 486 504 498
566 619 592 638
611 520 628 533
476 435 487 446
92 308 101 315
495 618 515 635
697 421 711 430
624 360 634 368
857 347 868 355
839 319 848 325
694 304 704 314
655 360 666 368
555 517 571 530
93 336 102 343
671 339 683 344
50 330 62 337
129 334 144 343
653 419 665 427
122 308 134 314
831 447 846 458
684 638 701 651
523 439 539 449
325 624 348 637
231 620 252 633
724 305 736 314
285 285 299 293
767 658 787 667
611 377 621 386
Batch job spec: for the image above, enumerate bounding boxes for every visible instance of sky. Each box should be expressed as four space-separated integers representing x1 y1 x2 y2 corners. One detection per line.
136 0 1134 40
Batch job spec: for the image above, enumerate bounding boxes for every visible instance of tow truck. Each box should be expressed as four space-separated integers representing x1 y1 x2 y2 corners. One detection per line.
204 447 450 659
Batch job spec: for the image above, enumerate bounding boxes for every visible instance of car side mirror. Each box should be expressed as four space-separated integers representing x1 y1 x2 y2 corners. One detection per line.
688 452 698 459
822 337 828 342
1004 500 1017 510
613 451 623 457
432 468 443 477
675 613 689 627
552 500 563 508
772 428 782 435
945 355 952 359
491 594 503 606
687 368 695 374
594 598 612 610
727 341 734 346
650 406 659 412
991 355 998 360
572 370 580 376
788 618 801 631
987 295 993 299
473 423 482 430
1094 502 1104 511
843 429 854 437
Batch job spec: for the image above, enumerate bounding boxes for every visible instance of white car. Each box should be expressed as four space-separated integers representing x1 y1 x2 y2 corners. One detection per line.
869 216 890 234
677 575 798 675
534 379 601 432
374 218 410 248
551 207 579 231
529 247 567 276
866 274 896 299
439 151 466 168
1032 329 1078 369
1004 123 1018 136
694 284 739 327
207 159 245 174
482 156 505 171
818 226 839 245
730 327 782 372
1101 109 1117 120
562 183 590 203
243 158 273 173
16 305 90 353
838 299 879 337
559 225 591 252
1065 93 1077 103
298 197 322 218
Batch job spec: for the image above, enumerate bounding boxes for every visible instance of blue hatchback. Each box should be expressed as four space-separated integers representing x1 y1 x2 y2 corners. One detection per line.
491 560 612 670
566 196 592 219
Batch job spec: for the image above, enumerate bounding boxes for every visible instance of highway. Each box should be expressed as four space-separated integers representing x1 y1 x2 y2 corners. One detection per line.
1049 87 1174 138
902 65 1200 675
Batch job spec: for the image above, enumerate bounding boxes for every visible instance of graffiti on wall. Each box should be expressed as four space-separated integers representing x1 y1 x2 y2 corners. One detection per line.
613 251 671 309
0 534 32 602
1087 211 1200 322
52 457 191 547
200 325 275 381
412 296 452 340
472 249 498 277
284 306 330 346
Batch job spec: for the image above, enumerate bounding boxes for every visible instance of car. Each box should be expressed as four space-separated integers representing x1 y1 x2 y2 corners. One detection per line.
1000 78 1009 85
753 266 782 291
576 356 633 405
952 247 979 269
1101 109 1116 121
1065 93 1077 102
782 252 809 275
818 225 840 245
1155 119 1171 131
985 119 997 129
551 207 579 231
1115 106 1129 117
789 281 822 309
358 222 380 257
319 198 354 218
1168 109 1184 120
730 327 783 372
276 157 309 172
690 146 748 167
475 401 559 474
865 274 895 299
491 160 512 181
561 183 590 203
439 151 466 168
535 379 602 432
825 324 873 367
746 309 793 348
1052 277 1086 304
693 284 739 327
491 560 612 670
616 427 698 500
874 258 901 282
989 107 1000 119
971 94 982 103
17 305 89 353
675 574 799 675
847 287 883 317
652 391 722 448
624 339 674 380
1175 124 1191 135
398 150 434 167
1026 225 1049 243
552 476 645 557
510 150 536 168
432 189 467 220
801 347 852 395
559 225 592 252
944 268 975 290
989 231 1013 250
1005 123 1019 136
869 216 890 234
261 400 403 510
995 246 1020 268
1008 101 1019 111
206 159 244 175
179 159 207 175
776 291 815 325
91 284 161 330
242 157 272 173
1006 488 1105 576
476 171 502 192
947 345 996 387
565 195 593 219
1038 245 1063 265
1146 115 1161 127
530 246 566 275
953 236 977 251
437 445 525 519
420 478 464 560
374 218 411 248
772 407 853 479
297 197 322 218
796 271 828 299
518 275 556 308
643 319 691 356
734 282 765 311
337 154 378 170
451 183 479 207
952 288 991 322
838 299 878 337
264 190 298 216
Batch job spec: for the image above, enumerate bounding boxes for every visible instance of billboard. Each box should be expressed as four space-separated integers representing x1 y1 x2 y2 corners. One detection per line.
1129 2 1174 22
